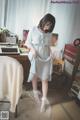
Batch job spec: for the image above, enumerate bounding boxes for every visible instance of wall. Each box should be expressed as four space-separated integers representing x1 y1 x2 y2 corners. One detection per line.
48 2 80 50
70 5 80 43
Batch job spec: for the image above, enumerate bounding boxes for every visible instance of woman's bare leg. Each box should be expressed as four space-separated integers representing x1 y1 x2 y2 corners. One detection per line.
32 74 38 91
32 74 41 103
42 80 48 98
41 80 49 112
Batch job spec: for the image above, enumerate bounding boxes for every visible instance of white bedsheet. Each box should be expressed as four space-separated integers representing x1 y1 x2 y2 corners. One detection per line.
0 56 23 112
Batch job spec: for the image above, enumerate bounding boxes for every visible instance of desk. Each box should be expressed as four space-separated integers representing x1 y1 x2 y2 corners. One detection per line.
0 54 31 84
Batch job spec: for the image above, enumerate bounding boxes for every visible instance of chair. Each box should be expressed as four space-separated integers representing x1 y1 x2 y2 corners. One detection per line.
0 56 23 117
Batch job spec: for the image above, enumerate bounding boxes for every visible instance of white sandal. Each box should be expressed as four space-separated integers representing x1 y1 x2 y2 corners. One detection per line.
33 90 42 104
40 97 49 112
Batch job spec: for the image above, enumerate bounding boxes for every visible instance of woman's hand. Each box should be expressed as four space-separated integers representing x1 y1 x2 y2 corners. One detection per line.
31 48 37 58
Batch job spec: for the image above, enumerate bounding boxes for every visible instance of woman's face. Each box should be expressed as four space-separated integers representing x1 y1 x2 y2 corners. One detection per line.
43 22 52 33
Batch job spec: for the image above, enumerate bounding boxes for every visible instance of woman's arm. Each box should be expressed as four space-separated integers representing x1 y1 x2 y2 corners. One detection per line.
24 29 37 57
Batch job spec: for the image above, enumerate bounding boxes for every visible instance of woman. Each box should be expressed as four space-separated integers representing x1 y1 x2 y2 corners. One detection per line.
25 13 56 112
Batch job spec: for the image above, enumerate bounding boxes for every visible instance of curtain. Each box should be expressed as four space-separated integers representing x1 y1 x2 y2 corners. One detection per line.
0 0 6 27
1 0 79 49
5 0 50 39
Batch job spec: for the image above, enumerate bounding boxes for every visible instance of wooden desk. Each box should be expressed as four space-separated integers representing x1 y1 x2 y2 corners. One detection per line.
0 54 31 84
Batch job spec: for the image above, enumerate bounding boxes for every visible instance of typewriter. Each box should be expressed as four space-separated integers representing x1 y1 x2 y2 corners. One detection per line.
0 43 20 55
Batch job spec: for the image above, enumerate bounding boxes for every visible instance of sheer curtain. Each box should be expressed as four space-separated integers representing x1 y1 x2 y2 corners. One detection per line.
0 0 6 27
5 0 50 39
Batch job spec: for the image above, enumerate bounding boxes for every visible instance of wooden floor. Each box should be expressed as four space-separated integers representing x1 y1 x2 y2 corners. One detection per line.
0 73 80 120
51 100 80 120
49 73 80 120
0 89 80 120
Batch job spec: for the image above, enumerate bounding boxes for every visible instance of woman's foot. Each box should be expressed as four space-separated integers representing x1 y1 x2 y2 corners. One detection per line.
33 90 42 104
40 97 49 112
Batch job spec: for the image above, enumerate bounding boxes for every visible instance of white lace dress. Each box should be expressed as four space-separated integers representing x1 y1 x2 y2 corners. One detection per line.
25 26 53 82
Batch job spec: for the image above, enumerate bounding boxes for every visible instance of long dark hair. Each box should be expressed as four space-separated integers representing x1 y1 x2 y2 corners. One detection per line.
38 13 56 33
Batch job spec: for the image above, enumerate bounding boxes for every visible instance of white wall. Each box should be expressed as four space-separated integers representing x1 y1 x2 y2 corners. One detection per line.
70 5 80 42
48 2 80 50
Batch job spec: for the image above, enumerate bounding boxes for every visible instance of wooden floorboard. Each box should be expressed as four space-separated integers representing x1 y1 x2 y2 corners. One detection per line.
62 100 80 120
0 73 80 120
51 100 80 120
51 104 71 120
